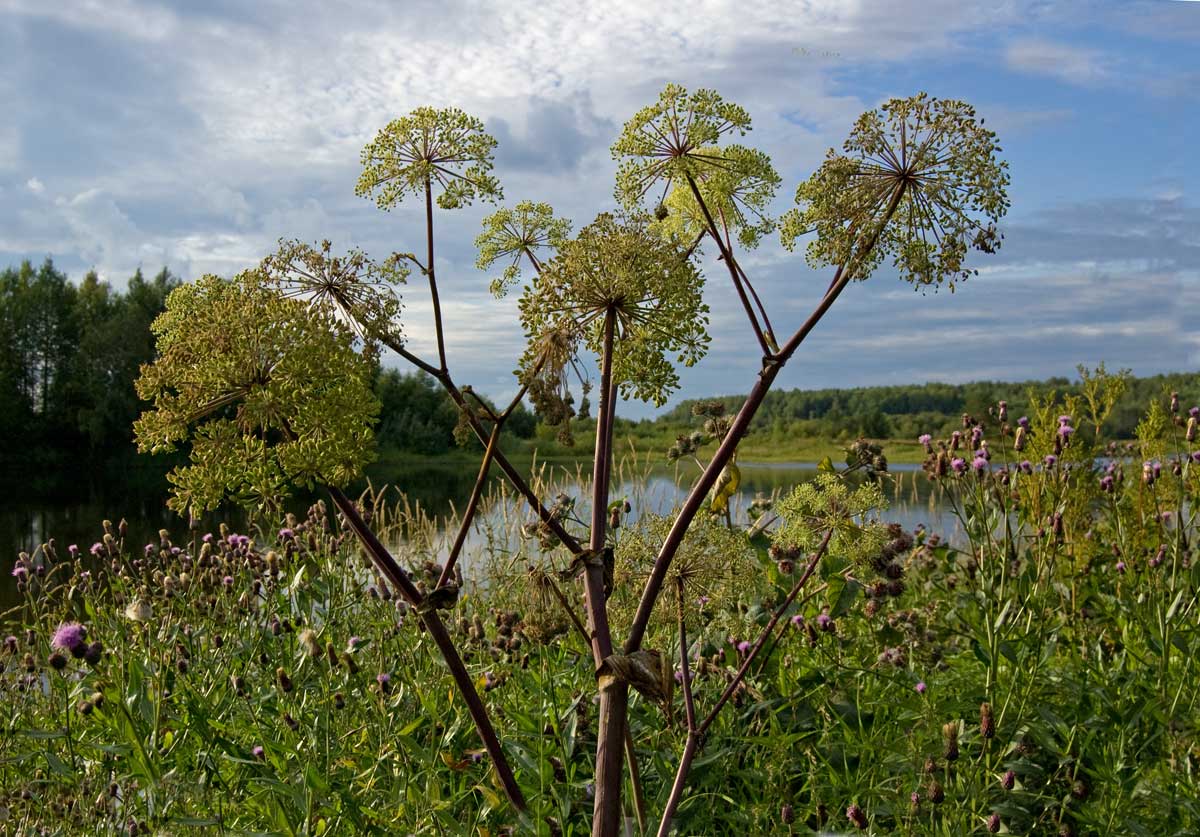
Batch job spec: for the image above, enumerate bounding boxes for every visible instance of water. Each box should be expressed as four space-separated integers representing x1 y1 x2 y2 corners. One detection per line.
1 458 955 614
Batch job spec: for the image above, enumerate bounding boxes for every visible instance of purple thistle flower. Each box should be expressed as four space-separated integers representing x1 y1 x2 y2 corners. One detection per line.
1058 424 1074 438
737 640 751 655
816 613 833 631
1116 561 1126 574
222 575 234 588
950 458 966 474
279 528 295 540
202 533 214 544
1100 475 1114 492
1191 407 1200 418
918 433 932 451
1043 455 1057 468
4 635 17 653
1058 414 1072 425
915 681 927 694
696 596 710 607
144 544 155 556
790 614 805 627
971 426 984 447
1191 451 1200 464
972 456 988 473
68 544 78 556
51 622 87 654
1019 460 1033 474
1017 416 1029 429
376 672 391 685
89 543 104 557
11 564 27 580
252 745 265 759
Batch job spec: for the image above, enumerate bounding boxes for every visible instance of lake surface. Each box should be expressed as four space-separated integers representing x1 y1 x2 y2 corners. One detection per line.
1 459 955 614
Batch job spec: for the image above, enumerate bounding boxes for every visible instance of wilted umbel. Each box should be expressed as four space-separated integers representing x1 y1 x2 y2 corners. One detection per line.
262 239 406 346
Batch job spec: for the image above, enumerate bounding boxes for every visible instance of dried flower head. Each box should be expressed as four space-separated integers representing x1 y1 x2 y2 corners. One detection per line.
781 92 1009 290
650 144 781 250
475 201 572 298
261 239 406 344
613 514 755 631
356 107 501 211
773 473 889 572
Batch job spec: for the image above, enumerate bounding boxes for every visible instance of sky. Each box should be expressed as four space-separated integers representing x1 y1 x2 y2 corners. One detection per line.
1 0 1197 418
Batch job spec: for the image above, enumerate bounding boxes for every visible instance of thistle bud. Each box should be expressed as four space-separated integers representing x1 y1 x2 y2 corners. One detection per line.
1001 769 1015 790
987 813 1001 833
276 667 293 693
942 722 959 761
927 780 945 804
1013 425 1026 451
980 702 995 739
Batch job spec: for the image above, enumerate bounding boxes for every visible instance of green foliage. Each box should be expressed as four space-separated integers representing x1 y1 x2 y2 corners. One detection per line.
517 212 709 407
356 106 502 210
474 200 572 298
780 93 1010 289
133 271 379 515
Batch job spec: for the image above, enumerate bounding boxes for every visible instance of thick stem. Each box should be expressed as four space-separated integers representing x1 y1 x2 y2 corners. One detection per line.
626 184 906 655
656 530 832 835
588 306 626 837
327 486 526 811
424 176 449 373
436 424 501 589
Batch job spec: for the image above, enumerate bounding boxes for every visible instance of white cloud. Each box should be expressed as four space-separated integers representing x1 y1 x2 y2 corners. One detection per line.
25 176 43 193
1004 38 1110 86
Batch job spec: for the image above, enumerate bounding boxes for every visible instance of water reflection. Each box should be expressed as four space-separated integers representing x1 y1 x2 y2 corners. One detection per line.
1 459 956 613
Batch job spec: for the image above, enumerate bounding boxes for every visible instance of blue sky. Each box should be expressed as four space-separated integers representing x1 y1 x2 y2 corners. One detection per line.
1 0 1197 417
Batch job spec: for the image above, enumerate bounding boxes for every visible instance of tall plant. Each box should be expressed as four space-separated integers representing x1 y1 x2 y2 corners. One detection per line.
134 86 1008 836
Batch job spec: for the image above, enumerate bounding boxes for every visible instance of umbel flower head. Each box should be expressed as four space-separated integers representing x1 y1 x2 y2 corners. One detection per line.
773 473 889 572
356 106 502 211
780 92 1010 290
613 513 756 631
612 83 754 209
517 212 709 407
651 144 782 250
475 200 572 298
260 239 407 344
134 270 379 516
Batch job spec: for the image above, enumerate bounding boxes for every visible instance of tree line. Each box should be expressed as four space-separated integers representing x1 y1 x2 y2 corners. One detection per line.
3 259 1192 495
654 372 1200 442
0 260 538 494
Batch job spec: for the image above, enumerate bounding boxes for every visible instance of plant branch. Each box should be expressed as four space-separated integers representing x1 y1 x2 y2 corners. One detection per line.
327 486 526 811
424 175 449 373
683 173 770 356
436 423 501 589
626 182 906 655
655 528 832 836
